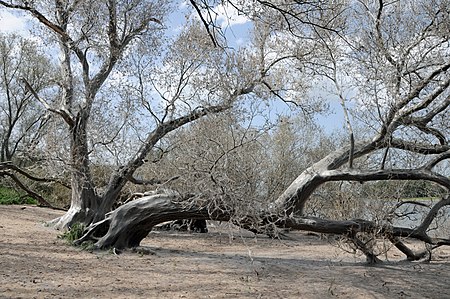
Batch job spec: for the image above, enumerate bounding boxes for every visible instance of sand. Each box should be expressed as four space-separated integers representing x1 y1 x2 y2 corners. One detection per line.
1 204 449 298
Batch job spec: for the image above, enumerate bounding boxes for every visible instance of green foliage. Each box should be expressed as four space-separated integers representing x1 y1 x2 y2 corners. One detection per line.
0 186 37 205
79 240 96 252
58 223 85 245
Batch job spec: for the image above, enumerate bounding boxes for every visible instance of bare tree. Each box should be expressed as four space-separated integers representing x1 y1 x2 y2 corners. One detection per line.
0 0 298 228
0 33 51 163
0 33 60 206
1 0 449 262
74 0 450 263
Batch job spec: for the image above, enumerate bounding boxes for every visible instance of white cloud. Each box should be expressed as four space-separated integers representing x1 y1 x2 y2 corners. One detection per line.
234 37 246 46
0 10 28 34
178 1 188 9
215 3 250 29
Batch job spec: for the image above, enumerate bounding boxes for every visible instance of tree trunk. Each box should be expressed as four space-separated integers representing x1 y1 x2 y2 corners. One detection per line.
74 141 450 263
77 192 228 249
49 112 103 229
75 192 449 264
273 141 378 215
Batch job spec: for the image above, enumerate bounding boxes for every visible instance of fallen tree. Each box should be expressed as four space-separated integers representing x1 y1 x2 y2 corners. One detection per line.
76 192 450 264
1 1 449 263
76 140 450 263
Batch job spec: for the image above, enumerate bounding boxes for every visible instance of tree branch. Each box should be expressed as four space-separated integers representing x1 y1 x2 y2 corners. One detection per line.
423 151 450 170
128 175 179 186
416 196 450 234
0 171 55 208
389 139 450 155
189 0 218 47
0 162 70 188
21 78 74 127
383 62 450 135
323 168 450 190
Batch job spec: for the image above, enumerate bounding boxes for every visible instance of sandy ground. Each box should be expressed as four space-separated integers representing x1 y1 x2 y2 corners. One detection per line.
1 205 450 299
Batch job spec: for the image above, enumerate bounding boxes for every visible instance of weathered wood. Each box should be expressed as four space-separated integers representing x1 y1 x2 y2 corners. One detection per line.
76 193 450 264
81 193 229 249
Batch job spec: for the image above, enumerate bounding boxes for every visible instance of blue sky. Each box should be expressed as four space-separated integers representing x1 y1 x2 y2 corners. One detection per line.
0 9 29 34
0 2 345 135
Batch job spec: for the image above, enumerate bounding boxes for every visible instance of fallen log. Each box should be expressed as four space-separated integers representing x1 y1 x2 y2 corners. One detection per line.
75 193 450 263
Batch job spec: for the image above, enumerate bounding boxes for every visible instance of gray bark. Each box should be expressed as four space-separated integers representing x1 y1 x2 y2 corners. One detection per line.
76 192 450 263
76 193 227 249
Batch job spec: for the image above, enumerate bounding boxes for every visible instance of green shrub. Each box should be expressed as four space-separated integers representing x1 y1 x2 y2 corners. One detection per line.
0 186 37 205
58 223 85 245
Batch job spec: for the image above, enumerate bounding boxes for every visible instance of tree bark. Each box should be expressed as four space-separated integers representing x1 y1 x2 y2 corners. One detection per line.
75 191 450 265
77 192 229 249
49 110 102 229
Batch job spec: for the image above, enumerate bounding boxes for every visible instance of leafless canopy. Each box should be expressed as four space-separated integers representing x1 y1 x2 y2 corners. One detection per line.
0 0 448 263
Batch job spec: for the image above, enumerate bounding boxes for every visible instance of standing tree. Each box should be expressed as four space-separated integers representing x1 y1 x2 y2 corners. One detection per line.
0 0 312 228
0 33 59 207
0 34 50 163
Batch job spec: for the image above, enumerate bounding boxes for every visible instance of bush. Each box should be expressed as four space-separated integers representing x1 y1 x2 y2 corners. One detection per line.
0 186 37 205
58 223 85 244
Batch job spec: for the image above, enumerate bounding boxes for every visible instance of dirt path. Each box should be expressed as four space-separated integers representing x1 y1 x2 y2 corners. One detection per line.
1 205 449 298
